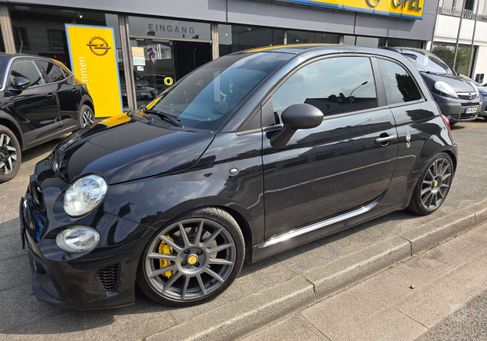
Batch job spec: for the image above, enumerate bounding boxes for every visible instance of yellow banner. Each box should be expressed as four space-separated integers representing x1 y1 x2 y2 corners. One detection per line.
65 24 122 118
283 0 424 19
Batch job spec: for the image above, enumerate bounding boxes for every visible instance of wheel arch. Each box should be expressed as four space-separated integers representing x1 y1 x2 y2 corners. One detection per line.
80 95 95 114
0 113 23 149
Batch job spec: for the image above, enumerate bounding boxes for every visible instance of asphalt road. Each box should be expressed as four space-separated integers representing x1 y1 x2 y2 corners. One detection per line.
417 289 487 341
1 120 487 340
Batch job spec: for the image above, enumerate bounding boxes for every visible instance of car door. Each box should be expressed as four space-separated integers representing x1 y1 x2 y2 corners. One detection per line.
7 58 60 142
262 55 398 239
36 59 81 128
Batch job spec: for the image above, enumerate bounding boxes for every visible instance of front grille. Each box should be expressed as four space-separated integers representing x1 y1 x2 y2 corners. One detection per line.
457 92 478 101
97 264 120 293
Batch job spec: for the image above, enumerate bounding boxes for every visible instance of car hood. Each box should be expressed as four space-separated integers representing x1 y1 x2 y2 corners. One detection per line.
54 114 215 184
421 72 476 93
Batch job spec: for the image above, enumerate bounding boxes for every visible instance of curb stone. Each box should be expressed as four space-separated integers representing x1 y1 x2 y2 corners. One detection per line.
146 199 487 341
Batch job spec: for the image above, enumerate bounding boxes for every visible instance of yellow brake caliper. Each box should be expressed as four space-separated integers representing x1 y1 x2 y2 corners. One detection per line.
158 236 174 279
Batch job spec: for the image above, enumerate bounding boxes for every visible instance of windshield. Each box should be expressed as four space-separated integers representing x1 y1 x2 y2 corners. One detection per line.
401 50 454 75
146 52 292 130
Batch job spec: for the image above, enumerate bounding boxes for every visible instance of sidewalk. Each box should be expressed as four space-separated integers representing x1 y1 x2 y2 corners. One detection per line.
241 222 487 341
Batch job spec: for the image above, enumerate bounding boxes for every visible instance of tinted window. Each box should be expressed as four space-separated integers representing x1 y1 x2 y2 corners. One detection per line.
9 59 45 86
379 59 422 104
37 60 65 82
271 57 377 122
149 52 292 130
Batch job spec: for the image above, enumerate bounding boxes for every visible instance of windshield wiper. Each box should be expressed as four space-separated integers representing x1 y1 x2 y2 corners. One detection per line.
144 108 182 127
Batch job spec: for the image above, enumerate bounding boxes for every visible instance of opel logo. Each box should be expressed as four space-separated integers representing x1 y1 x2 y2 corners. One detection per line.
87 36 111 56
366 0 381 7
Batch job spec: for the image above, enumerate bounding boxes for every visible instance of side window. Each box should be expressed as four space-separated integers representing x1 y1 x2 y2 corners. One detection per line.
10 59 45 87
37 60 65 83
270 56 378 123
379 59 422 105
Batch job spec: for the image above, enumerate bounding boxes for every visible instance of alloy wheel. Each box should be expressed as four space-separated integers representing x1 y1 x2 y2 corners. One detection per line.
0 133 17 175
420 157 452 211
82 107 95 127
144 218 237 302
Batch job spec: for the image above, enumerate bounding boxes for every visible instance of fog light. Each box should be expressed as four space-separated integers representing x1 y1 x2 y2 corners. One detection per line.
56 226 100 253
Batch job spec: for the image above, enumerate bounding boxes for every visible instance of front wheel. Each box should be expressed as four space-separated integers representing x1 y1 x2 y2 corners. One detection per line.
137 208 245 307
0 125 21 183
408 152 454 215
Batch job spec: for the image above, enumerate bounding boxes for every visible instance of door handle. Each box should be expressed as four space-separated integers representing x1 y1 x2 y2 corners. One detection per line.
375 134 397 146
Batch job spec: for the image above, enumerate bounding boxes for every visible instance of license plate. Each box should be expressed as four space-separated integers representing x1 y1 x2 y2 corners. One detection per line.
464 107 477 114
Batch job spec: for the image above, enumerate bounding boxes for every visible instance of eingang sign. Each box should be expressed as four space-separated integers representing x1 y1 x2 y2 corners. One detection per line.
280 0 424 19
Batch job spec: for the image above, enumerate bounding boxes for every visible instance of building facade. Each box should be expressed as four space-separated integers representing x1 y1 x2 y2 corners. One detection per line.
0 0 439 111
433 0 487 82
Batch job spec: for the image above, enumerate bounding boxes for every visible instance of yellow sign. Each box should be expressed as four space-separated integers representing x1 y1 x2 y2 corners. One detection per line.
65 24 123 118
281 0 423 19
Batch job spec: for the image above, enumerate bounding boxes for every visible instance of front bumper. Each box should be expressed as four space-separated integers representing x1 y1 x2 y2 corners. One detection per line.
20 191 152 310
433 93 479 122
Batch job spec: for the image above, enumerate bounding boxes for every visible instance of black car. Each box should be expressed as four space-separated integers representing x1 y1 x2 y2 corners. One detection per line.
0 54 94 182
20 45 457 310
388 48 480 124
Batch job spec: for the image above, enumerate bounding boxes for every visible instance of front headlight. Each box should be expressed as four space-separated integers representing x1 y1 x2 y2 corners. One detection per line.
434 81 458 98
64 175 107 217
56 226 100 253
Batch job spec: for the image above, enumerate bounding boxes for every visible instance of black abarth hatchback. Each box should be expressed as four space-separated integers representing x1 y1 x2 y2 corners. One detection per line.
20 45 457 310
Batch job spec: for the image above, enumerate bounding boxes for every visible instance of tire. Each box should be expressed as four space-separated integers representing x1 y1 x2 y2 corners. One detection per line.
79 103 95 128
407 152 454 216
0 125 21 183
137 207 245 307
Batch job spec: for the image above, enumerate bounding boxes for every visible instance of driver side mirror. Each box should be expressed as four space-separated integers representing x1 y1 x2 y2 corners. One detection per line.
12 76 31 90
270 103 324 148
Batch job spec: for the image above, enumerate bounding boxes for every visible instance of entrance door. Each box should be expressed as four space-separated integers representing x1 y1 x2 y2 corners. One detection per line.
130 38 176 107
129 38 212 108
173 41 212 78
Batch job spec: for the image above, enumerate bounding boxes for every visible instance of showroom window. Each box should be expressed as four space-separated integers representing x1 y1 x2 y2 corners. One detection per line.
270 56 377 123
431 43 474 76
286 30 339 44
219 24 284 56
378 59 422 105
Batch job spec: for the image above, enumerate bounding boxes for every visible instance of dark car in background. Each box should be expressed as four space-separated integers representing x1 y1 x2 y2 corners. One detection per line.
388 48 480 124
0 54 94 182
20 45 457 310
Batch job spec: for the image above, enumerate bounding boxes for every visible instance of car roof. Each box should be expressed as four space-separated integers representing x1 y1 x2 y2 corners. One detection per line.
237 44 408 62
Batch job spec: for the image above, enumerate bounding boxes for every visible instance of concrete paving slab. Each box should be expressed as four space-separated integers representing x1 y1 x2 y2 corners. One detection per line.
240 313 330 341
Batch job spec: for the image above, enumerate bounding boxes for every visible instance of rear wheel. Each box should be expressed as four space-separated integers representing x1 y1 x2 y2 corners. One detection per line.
0 125 21 183
408 152 454 215
137 207 245 307
79 104 95 128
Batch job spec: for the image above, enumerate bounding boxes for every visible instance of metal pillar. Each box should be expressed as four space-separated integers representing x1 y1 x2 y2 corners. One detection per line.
211 23 219 60
467 0 480 77
0 6 16 53
452 0 466 71
118 14 137 111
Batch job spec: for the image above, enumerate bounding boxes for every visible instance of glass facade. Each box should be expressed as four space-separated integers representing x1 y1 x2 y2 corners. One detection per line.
219 24 284 56
431 42 474 76
286 30 339 44
2 4 430 112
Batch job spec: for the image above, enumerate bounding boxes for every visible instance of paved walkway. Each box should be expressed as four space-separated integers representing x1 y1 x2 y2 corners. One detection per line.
242 222 487 341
